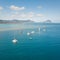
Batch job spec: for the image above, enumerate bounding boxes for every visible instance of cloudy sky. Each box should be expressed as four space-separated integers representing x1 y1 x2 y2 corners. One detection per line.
0 0 60 22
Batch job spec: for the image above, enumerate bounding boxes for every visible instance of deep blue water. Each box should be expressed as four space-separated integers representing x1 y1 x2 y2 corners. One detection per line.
0 23 60 60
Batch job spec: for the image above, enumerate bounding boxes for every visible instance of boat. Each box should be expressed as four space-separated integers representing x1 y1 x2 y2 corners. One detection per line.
12 39 18 43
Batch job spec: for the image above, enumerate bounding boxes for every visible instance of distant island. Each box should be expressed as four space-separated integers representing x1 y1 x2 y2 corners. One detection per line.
0 20 34 24
0 19 52 24
43 20 52 23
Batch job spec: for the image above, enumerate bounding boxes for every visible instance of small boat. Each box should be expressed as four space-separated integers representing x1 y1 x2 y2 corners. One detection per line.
29 37 32 40
27 32 30 36
12 39 18 43
31 31 35 34
43 29 46 32
43 26 46 28
38 27 41 33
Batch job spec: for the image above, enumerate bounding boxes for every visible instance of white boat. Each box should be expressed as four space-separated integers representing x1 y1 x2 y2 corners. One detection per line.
12 39 18 43
43 29 46 32
29 37 32 39
31 31 35 34
27 32 30 36
38 27 41 33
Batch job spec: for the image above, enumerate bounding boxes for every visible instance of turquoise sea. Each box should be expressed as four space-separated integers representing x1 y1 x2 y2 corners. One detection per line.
0 23 60 60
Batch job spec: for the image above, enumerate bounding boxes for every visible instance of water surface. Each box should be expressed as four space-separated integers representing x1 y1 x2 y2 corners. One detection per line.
0 23 60 60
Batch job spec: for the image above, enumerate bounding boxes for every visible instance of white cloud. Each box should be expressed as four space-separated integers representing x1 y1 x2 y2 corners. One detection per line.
27 12 34 18
36 14 43 17
0 11 44 22
37 6 42 9
0 6 3 10
10 12 35 19
20 13 26 18
10 5 25 11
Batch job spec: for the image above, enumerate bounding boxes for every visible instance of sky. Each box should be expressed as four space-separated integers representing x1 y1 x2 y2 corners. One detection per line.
0 0 60 22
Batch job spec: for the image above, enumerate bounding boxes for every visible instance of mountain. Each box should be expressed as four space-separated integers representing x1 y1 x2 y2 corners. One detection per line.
44 20 52 23
0 20 34 24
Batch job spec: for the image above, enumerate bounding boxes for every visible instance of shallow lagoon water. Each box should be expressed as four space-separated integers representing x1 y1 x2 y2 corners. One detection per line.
0 23 60 60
